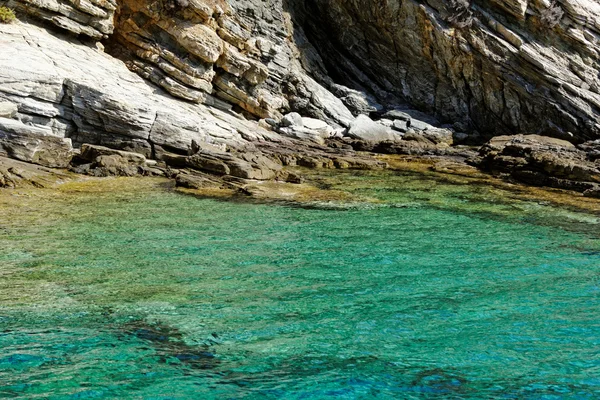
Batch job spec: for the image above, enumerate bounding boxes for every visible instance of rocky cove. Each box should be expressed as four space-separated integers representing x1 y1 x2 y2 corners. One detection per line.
2 0 600 398
1 0 600 199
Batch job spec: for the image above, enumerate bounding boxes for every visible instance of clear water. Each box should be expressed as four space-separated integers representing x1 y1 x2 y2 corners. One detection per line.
1 170 599 399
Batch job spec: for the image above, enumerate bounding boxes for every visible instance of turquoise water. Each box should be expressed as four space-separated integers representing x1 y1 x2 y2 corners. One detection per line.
1 171 600 399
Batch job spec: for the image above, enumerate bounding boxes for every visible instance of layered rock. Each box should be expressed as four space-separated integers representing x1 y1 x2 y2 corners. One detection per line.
106 0 356 127
475 134 600 196
3 0 600 201
6 0 116 39
293 0 600 142
0 22 268 158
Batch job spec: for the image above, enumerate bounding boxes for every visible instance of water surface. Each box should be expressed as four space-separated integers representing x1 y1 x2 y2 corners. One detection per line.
1 170 599 399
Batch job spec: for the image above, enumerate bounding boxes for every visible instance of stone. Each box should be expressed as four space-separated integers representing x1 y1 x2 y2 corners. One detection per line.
281 112 303 127
6 0 116 39
410 119 435 131
583 186 600 198
391 120 409 133
0 102 18 119
187 153 231 175
301 118 332 134
420 128 454 146
0 118 73 168
93 155 140 176
277 127 325 145
476 134 600 192
296 0 600 141
0 155 76 188
382 110 412 122
187 148 281 180
79 144 146 165
347 115 398 142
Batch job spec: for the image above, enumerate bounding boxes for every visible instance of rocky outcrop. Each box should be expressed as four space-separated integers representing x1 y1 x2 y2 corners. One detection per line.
0 117 73 168
6 0 600 145
475 134 600 196
292 0 600 142
0 22 266 156
347 115 399 142
6 0 116 39
3 0 600 201
0 155 75 188
106 0 357 127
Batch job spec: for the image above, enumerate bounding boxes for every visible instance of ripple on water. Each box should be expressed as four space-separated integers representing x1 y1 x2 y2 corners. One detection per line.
0 174 599 398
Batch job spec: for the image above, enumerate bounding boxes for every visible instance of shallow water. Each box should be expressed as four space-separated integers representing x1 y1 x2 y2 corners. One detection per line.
1 171 599 399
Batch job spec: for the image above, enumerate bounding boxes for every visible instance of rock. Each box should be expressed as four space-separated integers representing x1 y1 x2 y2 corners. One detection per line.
0 102 18 119
187 153 231 176
410 119 435 131
175 172 222 189
0 118 73 168
476 134 600 192
0 155 76 188
4 0 600 153
420 128 454 146
391 120 409 133
161 153 188 168
79 144 146 165
92 155 140 176
377 119 394 127
382 110 412 122
7 0 116 39
187 148 281 180
583 186 600 199
452 131 470 144
301 118 329 132
297 0 600 141
265 118 279 128
347 115 398 142
277 118 335 145
578 140 600 161
74 144 147 176
190 139 226 155
281 112 303 127
284 171 304 184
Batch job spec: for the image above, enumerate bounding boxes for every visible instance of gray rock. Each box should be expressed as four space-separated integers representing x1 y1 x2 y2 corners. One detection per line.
421 128 454 145
391 120 409 133
187 148 281 180
347 115 398 142
281 112 303 127
277 126 326 145
410 119 435 131
301 0 600 141
0 118 73 168
382 110 412 122
476 134 600 192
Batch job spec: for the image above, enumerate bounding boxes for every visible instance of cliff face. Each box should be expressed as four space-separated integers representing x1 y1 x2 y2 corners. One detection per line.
295 0 600 142
1 0 599 153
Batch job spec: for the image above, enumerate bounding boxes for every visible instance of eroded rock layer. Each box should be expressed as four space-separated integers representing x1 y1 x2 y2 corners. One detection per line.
8 0 600 142
294 0 600 142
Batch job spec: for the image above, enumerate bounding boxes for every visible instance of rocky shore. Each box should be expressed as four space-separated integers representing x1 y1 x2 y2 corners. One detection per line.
1 1 600 202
